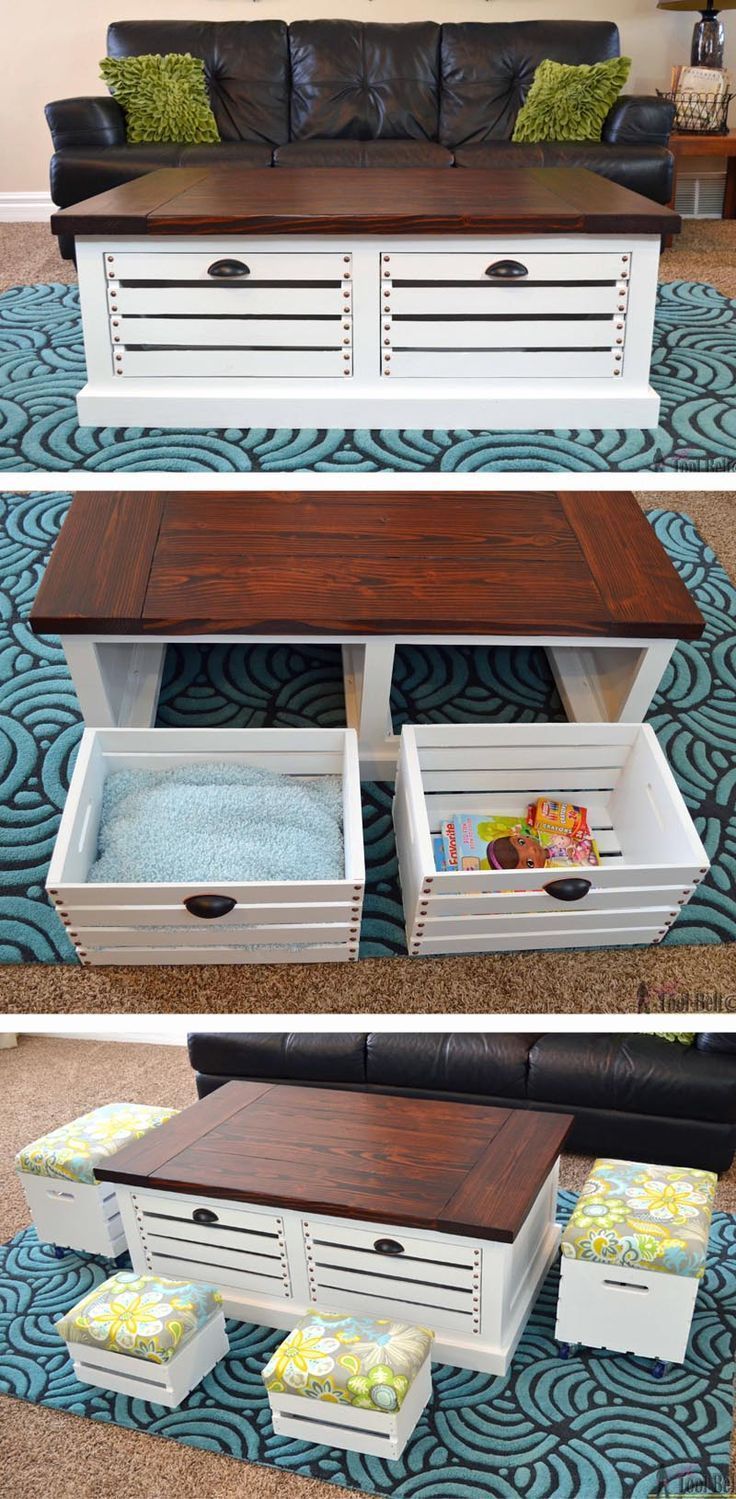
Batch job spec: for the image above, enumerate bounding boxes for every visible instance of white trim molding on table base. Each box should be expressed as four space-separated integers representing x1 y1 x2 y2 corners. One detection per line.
73 233 662 431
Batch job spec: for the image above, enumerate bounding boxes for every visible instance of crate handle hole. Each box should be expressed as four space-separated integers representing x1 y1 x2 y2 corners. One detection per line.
602 1278 649 1293
47 1189 75 1201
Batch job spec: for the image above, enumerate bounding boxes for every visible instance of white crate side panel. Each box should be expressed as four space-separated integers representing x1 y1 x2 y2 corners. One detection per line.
383 250 631 281
72 921 357 949
108 285 350 317
385 318 623 350
555 1257 699 1364
107 250 351 280
385 350 620 380
385 284 628 316
112 317 351 348
77 943 355 965
68 1312 229 1408
117 348 349 379
19 1172 126 1257
269 1356 432 1461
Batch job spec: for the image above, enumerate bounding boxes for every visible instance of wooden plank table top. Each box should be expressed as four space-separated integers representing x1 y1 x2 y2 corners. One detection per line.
50 165 681 238
95 1081 574 1243
29 491 705 641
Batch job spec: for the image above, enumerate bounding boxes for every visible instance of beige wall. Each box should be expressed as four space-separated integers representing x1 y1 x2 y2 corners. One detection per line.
0 1 727 193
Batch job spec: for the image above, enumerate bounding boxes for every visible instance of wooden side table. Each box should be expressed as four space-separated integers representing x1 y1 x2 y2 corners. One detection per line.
669 130 736 218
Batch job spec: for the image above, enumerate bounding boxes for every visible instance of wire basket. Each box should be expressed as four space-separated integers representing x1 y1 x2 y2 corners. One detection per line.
658 88 733 134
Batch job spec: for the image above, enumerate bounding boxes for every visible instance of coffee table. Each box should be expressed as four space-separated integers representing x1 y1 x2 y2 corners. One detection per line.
51 166 680 431
97 1081 573 1375
30 490 703 778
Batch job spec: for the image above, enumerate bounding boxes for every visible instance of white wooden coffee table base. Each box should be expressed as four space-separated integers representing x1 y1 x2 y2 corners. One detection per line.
74 233 662 431
60 631 676 780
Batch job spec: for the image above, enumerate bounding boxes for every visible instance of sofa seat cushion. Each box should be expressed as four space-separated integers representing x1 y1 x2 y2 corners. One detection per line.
440 20 621 145
56 1271 223 1362
15 1103 178 1185
453 141 673 204
528 1035 736 1125
50 143 273 208
560 1158 716 1278
107 20 290 145
274 140 452 168
262 1311 434 1409
289 20 441 141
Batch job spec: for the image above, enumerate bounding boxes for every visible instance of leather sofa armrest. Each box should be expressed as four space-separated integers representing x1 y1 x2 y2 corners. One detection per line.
602 94 675 148
45 97 126 151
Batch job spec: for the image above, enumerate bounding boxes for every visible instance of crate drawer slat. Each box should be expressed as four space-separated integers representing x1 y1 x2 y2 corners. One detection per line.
387 285 628 317
74 921 356 949
145 1248 291 1297
55 879 358 909
385 349 619 379
383 251 631 282
81 942 355 964
117 348 349 379
309 1243 476 1290
109 286 349 317
309 1262 476 1315
386 318 624 351
63 900 356 928
310 1279 477 1332
415 906 677 939
144 1234 288 1279
412 927 665 954
108 251 351 282
305 1217 475 1267
422 885 688 917
135 1193 284 1236
111 317 351 349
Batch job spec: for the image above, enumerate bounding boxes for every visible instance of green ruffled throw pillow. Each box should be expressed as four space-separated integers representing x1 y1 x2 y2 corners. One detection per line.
513 56 631 144
100 53 220 145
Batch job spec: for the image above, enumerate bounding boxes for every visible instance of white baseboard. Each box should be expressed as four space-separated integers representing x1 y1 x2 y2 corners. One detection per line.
0 192 54 222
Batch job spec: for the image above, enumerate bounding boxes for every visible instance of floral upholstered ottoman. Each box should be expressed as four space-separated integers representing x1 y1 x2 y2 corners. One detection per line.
15 1102 179 1257
554 1158 716 1366
56 1270 228 1407
262 1311 434 1459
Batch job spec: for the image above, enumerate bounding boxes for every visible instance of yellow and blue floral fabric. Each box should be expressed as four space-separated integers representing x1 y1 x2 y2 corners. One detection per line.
263 1311 434 1413
561 1158 716 1278
15 1103 179 1185
56 1271 223 1365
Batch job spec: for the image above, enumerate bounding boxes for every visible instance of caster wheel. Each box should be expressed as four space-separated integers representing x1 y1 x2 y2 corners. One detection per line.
652 1360 669 1379
53 1245 66 1260
558 1343 572 1359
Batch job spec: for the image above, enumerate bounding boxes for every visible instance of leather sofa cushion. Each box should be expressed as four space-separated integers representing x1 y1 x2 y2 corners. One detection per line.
528 1034 736 1125
186 1031 367 1084
366 1033 537 1100
440 21 621 145
106 20 290 145
453 141 673 204
274 140 452 167
50 143 272 208
289 21 441 141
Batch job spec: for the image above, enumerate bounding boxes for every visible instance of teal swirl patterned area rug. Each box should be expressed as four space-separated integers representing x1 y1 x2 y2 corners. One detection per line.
0 494 734 962
1 1193 734 1498
0 281 735 471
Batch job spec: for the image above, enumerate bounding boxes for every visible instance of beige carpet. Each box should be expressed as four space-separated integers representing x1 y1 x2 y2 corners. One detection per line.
2 218 736 297
0 493 733 1016
0 1034 734 1499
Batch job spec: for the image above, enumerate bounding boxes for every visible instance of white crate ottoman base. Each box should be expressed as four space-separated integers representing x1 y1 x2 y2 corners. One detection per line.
56 1272 228 1408
263 1312 434 1461
15 1103 178 1256
554 1158 716 1365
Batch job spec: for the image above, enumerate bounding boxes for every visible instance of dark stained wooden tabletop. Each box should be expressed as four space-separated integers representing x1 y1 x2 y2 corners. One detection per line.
95 1081 574 1243
29 491 704 640
51 165 681 238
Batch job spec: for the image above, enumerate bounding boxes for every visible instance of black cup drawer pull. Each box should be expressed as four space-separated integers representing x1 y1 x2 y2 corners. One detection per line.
192 1208 219 1225
485 259 529 279
543 878 592 902
207 258 251 278
373 1237 405 1256
184 894 237 920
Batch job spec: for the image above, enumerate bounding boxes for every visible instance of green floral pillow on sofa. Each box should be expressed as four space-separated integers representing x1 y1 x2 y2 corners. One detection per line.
100 53 220 145
513 57 631 144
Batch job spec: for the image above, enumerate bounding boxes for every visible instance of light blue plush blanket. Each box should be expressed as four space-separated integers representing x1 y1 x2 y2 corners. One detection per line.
88 763 344 884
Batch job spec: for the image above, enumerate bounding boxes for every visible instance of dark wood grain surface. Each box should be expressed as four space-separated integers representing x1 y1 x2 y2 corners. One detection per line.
96 1081 573 1243
51 166 681 237
29 491 704 641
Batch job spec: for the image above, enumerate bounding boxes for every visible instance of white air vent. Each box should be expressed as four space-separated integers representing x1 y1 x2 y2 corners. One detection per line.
675 170 727 218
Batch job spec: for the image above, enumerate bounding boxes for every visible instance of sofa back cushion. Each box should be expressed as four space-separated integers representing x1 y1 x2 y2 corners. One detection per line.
289 20 441 141
440 20 621 146
106 20 290 145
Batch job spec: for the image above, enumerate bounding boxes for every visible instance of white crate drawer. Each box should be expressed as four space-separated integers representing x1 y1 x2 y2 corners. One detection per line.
381 251 631 283
114 348 350 380
47 727 365 967
108 285 351 317
304 1218 481 1332
134 1189 292 1299
555 1257 698 1363
384 350 619 380
19 1173 126 1257
110 317 352 349
393 723 708 956
106 251 351 282
384 284 628 317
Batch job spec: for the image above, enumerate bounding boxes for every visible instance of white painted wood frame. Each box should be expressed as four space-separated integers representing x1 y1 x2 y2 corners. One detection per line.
114 1161 561 1378
47 727 365 966
73 233 662 430
393 722 709 955
554 1257 701 1364
18 1172 127 1258
268 1353 432 1460
57 630 678 781
64 1309 229 1407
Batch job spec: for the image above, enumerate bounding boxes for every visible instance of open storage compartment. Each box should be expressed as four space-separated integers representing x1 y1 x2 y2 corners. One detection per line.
47 727 365 965
393 723 708 955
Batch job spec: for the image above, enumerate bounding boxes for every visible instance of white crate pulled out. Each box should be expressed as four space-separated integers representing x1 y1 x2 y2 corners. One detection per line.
393 723 709 955
19 1172 127 1258
554 1257 700 1364
64 1309 229 1408
268 1353 432 1460
47 728 365 966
